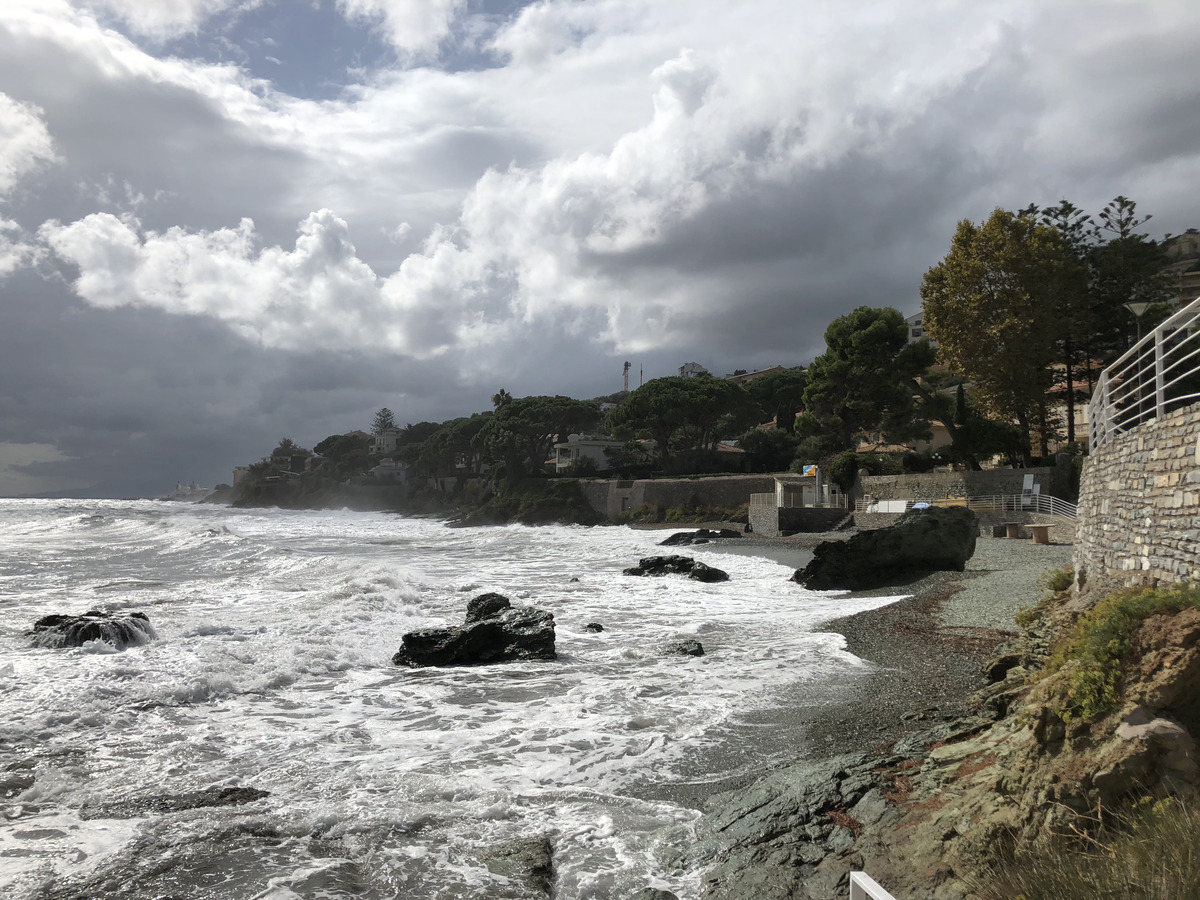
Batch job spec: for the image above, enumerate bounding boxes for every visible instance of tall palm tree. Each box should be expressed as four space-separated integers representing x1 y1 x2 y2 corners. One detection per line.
491 388 512 410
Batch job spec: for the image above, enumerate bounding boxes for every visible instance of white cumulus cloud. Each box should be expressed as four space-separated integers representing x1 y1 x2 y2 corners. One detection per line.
76 0 261 41
337 0 466 57
0 91 57 198
41 209 396 351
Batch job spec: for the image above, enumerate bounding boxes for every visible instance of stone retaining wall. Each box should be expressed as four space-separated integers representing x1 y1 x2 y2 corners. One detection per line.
580 475 776 522
1076 403 1200 585
859 465 1068 502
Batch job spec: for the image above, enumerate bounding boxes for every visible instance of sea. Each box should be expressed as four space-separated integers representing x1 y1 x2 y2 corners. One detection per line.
0 499 905 899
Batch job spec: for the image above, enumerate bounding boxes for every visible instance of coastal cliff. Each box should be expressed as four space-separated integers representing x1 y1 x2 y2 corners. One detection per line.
693 561 1200 899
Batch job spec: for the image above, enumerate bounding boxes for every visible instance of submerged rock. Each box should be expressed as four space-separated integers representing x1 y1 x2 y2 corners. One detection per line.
658 529 742 547
392 593 556 667
793 506 978 591
30 609 156 650
584 622 605 632
623 555 730 582
481 836 554 896
89 786 271 819
665 639 705 657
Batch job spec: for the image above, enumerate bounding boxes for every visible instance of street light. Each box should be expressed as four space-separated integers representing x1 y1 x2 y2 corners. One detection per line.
1124 301 1153 423
1125 301 1151 342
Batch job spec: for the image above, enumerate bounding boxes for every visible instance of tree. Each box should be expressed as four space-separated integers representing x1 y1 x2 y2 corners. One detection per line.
491 388 513 410
313 432 373 477
743 367 807 432
796 307 929 453
412 413 492 477
476 395 601 476
605 376 757 467
921 209 1067 463
372 408 396 434
1027 196 1172 444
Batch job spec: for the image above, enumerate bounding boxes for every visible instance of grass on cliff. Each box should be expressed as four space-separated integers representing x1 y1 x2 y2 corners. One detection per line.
973 798 1200 900
1045 584 1200 722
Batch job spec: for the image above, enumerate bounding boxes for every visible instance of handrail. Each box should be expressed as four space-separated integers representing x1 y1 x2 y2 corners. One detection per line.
1088 294 1200 451
855 494 1076 518
850 871 897 900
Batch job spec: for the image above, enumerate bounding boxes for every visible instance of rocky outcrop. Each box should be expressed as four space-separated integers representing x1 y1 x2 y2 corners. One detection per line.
623 555 730 582
659 529 742 546
30 610 156 649
392 593 556 667
696 583 1200 899
793 507 978 591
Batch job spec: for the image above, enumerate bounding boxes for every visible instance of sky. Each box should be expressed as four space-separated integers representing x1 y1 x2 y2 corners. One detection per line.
1 0 1199 497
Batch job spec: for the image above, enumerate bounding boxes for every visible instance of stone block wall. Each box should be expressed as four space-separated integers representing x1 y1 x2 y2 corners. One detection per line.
580 475 777 521
859 466 1066 502
1075 403 1200 585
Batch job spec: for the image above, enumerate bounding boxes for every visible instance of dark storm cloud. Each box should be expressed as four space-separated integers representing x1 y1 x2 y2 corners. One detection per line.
2 0 1200 496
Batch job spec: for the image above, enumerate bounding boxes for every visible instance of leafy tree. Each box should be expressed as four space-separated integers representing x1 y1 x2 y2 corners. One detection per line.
313 432 373 477
372 408 396 434
605 376 757 467
271 438 310 458
491 388 513 410
737 427 800 472
921 210 1069 463
743 367 807 432
476 395 601 476
411 413 492 476
1027 196 1172 443
796 307 930 453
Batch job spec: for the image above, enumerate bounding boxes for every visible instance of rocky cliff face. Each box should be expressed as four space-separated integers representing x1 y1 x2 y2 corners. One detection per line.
694 581 1200 899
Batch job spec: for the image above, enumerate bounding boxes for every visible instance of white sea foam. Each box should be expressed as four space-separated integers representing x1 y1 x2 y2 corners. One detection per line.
0 500 903 899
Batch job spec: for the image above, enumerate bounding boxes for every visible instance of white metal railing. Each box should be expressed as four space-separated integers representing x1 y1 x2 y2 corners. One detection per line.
1089 294 1200 451
854 494 1076 518
850 871 897 900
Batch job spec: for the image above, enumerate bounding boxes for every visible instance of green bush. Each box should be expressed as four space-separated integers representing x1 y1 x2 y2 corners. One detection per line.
1045 584 1200 722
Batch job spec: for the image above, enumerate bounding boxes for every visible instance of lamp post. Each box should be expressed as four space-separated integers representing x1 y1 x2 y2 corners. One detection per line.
1124 301 1152 423
1124 301 1151 342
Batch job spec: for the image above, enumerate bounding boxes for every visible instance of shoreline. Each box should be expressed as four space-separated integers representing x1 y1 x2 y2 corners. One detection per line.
636 526 1073 807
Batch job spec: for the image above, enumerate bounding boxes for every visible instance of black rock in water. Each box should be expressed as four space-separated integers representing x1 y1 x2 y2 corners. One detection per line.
623 555 730 582
658 529 742 547
689 561 730 583
665 639 705 657
30 610 156 650
793 506 979 591
392 593 556 667
584 622 605 632
90 786 270 819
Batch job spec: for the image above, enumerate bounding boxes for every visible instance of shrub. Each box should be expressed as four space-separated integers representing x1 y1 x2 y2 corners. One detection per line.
970 798 1200 900
1044 584 1200 722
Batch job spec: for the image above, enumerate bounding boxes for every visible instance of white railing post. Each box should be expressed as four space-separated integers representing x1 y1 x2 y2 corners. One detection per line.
1155 325 1166 420
849 871 898 900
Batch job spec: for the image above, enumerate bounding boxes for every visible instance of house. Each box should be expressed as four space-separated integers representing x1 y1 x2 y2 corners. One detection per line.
905 311 936 346
724 365 788 385
678 362 710 378
553 435 627 473
373 426 402 455
370 457 409 483
1165 229 1200 308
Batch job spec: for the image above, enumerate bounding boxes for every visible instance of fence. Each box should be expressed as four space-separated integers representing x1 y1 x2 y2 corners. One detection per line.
854 494 1076 519
849 871 897 900
1089 294 1200 451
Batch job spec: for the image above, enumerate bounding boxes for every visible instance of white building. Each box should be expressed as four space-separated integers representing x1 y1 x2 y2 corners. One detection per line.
553 435 627 473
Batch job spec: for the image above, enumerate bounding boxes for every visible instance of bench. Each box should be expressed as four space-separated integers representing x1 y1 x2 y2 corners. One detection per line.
1029 523 1052 545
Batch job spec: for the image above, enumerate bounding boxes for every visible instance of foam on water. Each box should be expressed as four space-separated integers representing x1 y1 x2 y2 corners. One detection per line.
0 500 904 899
